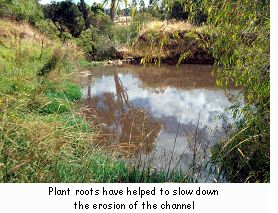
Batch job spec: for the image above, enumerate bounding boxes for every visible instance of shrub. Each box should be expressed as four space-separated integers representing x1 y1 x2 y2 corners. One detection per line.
75 27 119 60
111 24 138 45
0 0 44 24
35 19 60 39
75 28 97 57
90 13 113 36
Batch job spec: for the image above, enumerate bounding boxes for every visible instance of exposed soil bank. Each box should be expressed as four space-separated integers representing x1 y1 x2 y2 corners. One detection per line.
119 21 214 65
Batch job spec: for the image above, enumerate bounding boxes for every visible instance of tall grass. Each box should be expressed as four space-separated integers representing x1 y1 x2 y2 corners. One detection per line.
0 20 80 182
0 19 192 183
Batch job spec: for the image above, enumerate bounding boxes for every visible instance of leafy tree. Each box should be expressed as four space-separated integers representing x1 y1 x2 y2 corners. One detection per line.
43 0 85 37
139 0 145 12
165 0 206 24
91 3 105 15
80 0 90 29
183 0 270 182
169 1 189 20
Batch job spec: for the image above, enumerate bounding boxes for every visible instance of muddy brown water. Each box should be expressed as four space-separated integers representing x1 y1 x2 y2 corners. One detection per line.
79 64 238 181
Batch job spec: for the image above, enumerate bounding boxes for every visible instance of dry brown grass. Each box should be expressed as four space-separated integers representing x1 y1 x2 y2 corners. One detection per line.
0 19 49 44
139 20 205 36
126 20 212 64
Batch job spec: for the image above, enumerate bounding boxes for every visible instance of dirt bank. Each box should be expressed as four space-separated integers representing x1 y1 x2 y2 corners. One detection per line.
120 21 214 65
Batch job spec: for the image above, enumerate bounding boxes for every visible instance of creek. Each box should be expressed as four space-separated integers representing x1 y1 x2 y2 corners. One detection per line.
79 64 238 181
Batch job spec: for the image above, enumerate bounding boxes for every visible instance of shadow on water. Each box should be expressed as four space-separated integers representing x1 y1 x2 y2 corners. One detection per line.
79 64 238 182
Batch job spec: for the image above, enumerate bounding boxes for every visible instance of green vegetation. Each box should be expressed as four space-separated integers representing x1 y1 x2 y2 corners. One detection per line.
42 0 85 37
185 0 270 182
0 0 44 24
0 18 186 183
0 19 88 182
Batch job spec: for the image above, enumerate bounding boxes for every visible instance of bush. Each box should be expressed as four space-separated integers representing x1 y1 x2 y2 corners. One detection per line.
0 0 44 24
90 13 113 36
75 27 120 60
111 24 138 45
35 19 60 39
75 28 97 57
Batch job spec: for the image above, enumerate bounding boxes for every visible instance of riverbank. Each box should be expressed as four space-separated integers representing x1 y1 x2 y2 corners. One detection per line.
0 19 188 183
80 21 214 66
119 21 214 65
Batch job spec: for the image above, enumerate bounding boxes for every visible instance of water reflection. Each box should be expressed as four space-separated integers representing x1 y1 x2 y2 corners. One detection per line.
80 64 237 179
82 72 162 157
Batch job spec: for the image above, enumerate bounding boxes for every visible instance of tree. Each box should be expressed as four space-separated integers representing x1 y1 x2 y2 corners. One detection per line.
169 1 189 20
184 0 270 182
139 0 145 12
43 1 85 37
91 3 105 15
110 0 116 21
103 0 121 21
80 0 90 29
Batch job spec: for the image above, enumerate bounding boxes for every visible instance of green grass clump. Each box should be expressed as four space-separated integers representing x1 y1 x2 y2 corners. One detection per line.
62 83 82 101
39 97 71 114
39 82 81 114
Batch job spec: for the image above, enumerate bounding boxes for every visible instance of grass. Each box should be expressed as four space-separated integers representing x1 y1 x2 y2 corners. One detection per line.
0 19 191 183
139 20 206 34
0 19 113 182
211 113 270 183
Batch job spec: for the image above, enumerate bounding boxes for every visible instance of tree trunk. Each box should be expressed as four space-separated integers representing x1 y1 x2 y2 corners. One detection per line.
80 0 90 29
110 0 116 22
